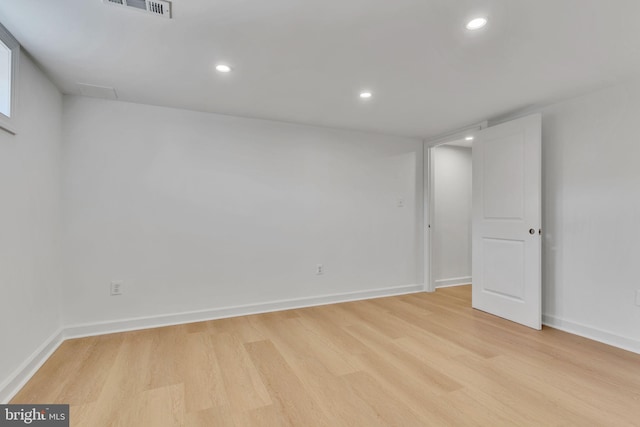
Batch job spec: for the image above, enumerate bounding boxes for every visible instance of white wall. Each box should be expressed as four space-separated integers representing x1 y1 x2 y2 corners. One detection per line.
432 145 472 287
3 50 640 402
61 96 423 326
541 78 640 350
0 53 63 392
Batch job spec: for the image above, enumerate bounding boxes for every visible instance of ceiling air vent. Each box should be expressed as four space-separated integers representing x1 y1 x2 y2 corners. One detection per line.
77 83 118 100
102 0 172 19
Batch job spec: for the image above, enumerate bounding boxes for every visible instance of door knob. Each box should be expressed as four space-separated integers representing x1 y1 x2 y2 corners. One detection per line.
529 228 535 235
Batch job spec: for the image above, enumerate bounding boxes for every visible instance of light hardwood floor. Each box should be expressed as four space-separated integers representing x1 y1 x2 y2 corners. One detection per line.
11 286 640 426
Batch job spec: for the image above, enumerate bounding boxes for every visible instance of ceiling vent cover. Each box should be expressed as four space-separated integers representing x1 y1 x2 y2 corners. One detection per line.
102 0 172 19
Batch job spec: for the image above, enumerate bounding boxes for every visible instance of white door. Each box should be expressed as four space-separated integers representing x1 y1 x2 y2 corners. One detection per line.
472 114 541 329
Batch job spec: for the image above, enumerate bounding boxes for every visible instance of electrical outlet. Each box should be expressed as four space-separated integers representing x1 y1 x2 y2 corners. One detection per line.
636 290 640 307
110 281 123 296
316 264 324 275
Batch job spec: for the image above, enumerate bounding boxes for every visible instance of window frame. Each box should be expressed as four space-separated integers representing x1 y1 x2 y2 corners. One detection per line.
0 22 20 135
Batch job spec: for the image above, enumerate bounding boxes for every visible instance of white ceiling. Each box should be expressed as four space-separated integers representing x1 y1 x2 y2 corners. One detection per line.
2 0 640 138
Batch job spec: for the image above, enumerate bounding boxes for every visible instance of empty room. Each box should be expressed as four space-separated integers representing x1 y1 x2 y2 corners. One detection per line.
1 0 639 426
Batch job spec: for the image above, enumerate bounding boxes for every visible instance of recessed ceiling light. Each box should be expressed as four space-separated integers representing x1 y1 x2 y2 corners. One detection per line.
466 17 487 30
360 91 373 99
215 64 232 73
465 136 474 141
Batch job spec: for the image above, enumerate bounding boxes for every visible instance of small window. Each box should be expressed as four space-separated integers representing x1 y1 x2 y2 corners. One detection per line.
0 22 19 134
0 40 11 116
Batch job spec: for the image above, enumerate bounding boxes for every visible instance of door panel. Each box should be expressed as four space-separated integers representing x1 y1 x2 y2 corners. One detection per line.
482 134 525 219
472 114 541 329
482 238 525 300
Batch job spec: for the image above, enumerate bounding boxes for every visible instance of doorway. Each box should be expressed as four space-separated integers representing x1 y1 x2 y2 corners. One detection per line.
427 138 473 292
423 114 542 330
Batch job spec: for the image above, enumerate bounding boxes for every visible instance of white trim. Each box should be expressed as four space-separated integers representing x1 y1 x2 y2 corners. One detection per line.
425 121 487 147
417 142 426 291
1 285 422 401
423 124 485 293
64 284 423 339
542 314 640 355
0 328 64 404
3 288 639 403
426 138 475 292
435 276 472 289
422 142 433 292
427 146 437 292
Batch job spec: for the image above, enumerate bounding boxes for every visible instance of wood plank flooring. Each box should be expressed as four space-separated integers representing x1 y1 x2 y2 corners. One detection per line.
11 286 640 426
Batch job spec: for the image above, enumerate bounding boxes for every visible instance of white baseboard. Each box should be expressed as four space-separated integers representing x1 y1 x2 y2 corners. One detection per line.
0 328 64 404
542 314 640 355
64 284 423 339
5 287 637 404
2 284 422 402
435 276 472 289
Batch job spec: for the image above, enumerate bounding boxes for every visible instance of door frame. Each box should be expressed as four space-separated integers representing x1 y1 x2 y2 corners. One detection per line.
422 122 487 292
